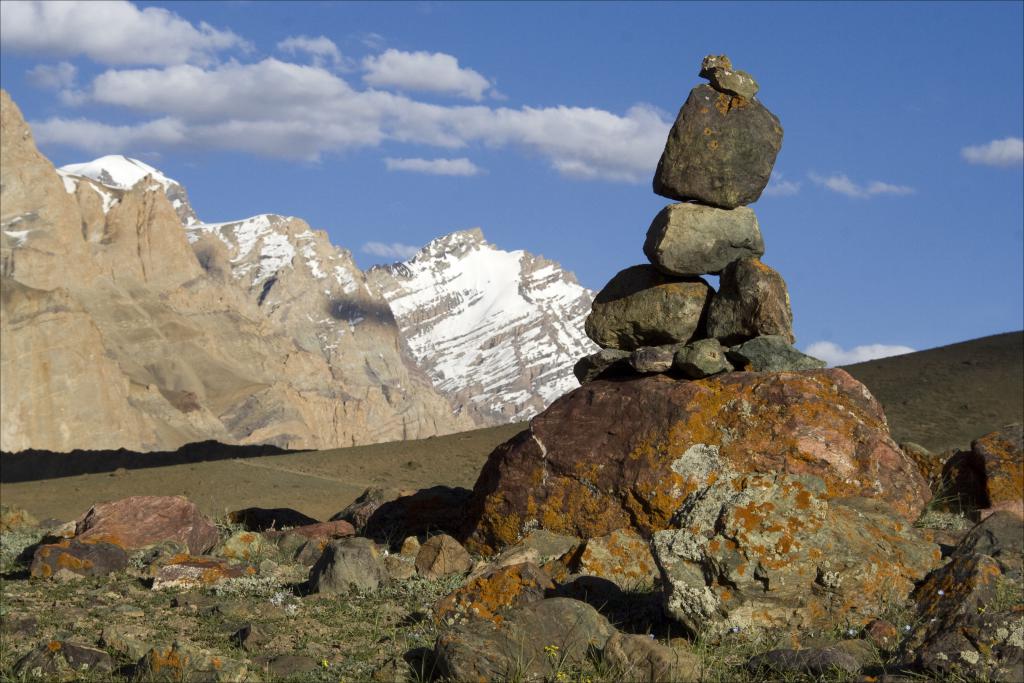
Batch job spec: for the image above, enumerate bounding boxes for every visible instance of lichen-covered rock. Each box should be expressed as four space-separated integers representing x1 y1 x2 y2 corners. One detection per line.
309 537 386 593
150 555 254 590
699 54 759 100
901 442 950 493
653 84 782 208
215 530 279 563
573 348 631 384
74 495 218 554
952 511 1023 579
574 528 659 589
585 265 712 351
644 203 763 276
943 423 1023 518
133 641 248 682
630 345 676 374
603 632 701 683
432 598 614 682
727 335 826 372
435 562 554 625
29 538 128 579
463 370 930 555
416 534 473 580
13 640 113 681
654 484 940 634
673 338 731 379
708 259 794 345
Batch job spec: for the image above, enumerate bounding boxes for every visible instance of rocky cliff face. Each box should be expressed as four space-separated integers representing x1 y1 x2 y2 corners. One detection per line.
368 230 598 424
0 89 472 453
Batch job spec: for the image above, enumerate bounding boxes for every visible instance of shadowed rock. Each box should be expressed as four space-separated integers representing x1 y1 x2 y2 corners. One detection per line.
708 258 794 345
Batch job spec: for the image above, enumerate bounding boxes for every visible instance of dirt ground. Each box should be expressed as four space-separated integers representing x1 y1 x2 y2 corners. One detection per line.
1 331 1020 525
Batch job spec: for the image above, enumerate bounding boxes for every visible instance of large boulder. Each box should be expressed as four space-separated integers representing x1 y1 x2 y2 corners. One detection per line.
707 258 795 345
644 203 763 276
653 84 783 208
584 265 711 351
942 423 1023 518
74 495 218 554
463 370 930 555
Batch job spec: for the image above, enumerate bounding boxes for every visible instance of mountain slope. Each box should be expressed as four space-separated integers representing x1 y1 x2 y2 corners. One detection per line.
368 229 598 424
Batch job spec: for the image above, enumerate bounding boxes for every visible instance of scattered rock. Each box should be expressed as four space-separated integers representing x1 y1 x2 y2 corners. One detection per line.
309 537 386 594
227 506 318 531
433 598 614 682
101 624 154 661
0 504 38 532
416 534 473 580
644 203 763 276
630 345 676 373
863 618 899 650
573 348 631 384
943 423 1023 518
747 645 863 679
231 622 269 652
435 562 554 625
672 338 731 378
170 591 218 615
699 54 760 100
74 495 219 554
952 511 1023 578
464 370 931 554
216 530 279 563
133 641 248 682
330 487 390 533
29 538 128 579
150 555 254 590
707 258 794 345
901 441 949 493
271 519 356 565
13 640 113 681
257 654 319 678
1 614 38 637
574 528 659 589
603 632 701 683
384 553 417 581
726 334 826 371
653 84 782 209
585 265 712 351
364 486 473 543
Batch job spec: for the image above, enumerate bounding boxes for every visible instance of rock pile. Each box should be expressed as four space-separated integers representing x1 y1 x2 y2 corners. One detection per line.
576 54 824 383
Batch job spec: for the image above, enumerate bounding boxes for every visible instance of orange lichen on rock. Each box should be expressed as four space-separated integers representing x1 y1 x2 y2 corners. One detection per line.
434 562 553 625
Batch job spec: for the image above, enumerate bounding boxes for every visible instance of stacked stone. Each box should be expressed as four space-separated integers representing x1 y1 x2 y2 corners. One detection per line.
576 55 825 384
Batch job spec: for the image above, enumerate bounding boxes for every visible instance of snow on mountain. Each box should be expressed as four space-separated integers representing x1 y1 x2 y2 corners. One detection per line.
368 228 598 424
58 155 198 226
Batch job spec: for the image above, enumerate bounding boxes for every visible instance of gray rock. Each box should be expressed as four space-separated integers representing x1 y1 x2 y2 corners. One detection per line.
585 265 712 351
747 645 863 678
699 54 759 100
101 624 154 661
231 622 270 652
415 534 472 580
573 348 631 384
259 654 319 678
644 203 764 277
653 84 782 208
673 338 731 378
14 641 113 680
952 511 1023 578
727 335 826 372
630 345 676 374
707 258 794 345
603 632 701 683
29 538 129 579
433 598 614 682
309 537 386 594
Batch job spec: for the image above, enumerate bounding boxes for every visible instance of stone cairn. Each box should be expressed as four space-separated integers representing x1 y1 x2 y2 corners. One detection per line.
575 54 825 384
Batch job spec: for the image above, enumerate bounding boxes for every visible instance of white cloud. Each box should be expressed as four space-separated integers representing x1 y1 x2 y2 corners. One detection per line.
363 49 492 101
276 35 345 69
961 137 1024 167
0 0 248 65
762 171 800 197
362 241 421 260
384 157 482 176
26 62 77 89
361 33 386 50
34 59 668 180
808 172 914 198
32 116 187 152
804 341 915 367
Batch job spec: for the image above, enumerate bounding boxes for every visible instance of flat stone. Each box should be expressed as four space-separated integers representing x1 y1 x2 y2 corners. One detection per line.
673 338 731 379
654 84 782 208
630 345 676 374
708 258 794 345
644 203 763 276
604 632 701 683
29 538 128 579
573 348 631 384
700 54 759 100
151 555 253 590
727 335 826 372
585 265 711 351
747 645 862 678
13 640 113 680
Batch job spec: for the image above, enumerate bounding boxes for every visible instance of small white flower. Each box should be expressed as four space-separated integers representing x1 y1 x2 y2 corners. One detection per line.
937 589 945 596
846 628 857 637
730 626 741 634
903 625 912 632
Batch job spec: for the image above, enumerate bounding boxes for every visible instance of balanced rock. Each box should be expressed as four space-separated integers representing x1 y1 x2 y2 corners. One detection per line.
74 495 218 555
630 345 675 374
462 370 930 555
673 338 731 378
644 203 763 276
573 348 631 384
653 84 782 208
699 54 760 100
727 335 826 372
585 265 711 350
708 258 794 345
654 489 940 634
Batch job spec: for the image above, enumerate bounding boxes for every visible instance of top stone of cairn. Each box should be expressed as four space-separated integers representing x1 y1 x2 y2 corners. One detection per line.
653 55 782 209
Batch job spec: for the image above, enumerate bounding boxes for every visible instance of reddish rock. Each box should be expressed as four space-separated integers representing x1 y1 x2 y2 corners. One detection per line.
150 555 254 590
416 534 473 580
74 495 219 554
943 424 1023 518
330 487 390 533
434 562 554 625
463 371 929 554
863 618 899 650
270 519 357 565
29 539 128 579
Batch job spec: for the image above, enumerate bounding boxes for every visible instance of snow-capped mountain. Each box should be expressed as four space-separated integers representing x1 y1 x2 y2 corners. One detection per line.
369 229 598 424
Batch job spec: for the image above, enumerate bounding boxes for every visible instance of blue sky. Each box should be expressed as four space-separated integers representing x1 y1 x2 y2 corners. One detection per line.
1 1 1022 362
